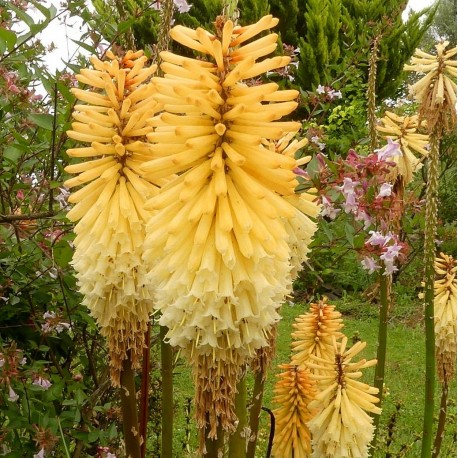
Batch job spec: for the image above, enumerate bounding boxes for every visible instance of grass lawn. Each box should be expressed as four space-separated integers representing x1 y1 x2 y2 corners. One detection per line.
164 294 457 457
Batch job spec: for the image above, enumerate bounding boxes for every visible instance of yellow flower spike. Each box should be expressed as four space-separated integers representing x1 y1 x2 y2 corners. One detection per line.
272 364 318 458
64 50 162 386
142 15 320 442
434 252 457 384
291 299 344 369
308 337 381 458
376 111 429 184
404 42 457 131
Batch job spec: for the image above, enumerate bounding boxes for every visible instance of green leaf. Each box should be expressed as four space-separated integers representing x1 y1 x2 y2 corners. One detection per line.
28 113 54 130
70 39 98 54
344 222 355 246
0 28 17 54
53 240 73 268
88 429 99 443
3 146 22 162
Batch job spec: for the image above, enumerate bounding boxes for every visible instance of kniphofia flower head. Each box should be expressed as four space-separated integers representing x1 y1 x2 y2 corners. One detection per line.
272 364 317 458
291 298 344 369
404 42 457 132
434 252 457 384
376 111 429 184
142 15 320 440
308 337 381 458
64 50 161 385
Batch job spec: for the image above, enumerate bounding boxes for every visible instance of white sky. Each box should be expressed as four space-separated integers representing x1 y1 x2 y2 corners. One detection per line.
31 0 435 73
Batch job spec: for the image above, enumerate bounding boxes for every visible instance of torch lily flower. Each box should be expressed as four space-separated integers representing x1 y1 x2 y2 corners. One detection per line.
64 50 161 385
142 15 320 440
434 252 457 383
291 298 344 369
376 111 429 184
307 337 381 458
404 42 457 132
272 364 317 458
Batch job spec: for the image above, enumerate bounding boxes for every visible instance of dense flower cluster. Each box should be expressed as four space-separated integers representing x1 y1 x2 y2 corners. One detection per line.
141 15 319 439
64 50 162 384
308 337 381 458
376 111 429 184
361 230 408 276
433 252 457 383
273 301 380 457
272 364 317 458
404 42 457 131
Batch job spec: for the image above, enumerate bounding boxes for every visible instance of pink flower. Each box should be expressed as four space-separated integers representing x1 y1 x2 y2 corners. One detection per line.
377 182 393 198
375 138 401 161
367 230 391 247
361 256 381 274
343 192 358 213
321 196 340 220
8 385 19 402
33 377 52 390
33 449 45 458
355 209 373 229
339 177 359 195
316 84 326 94
174 0 191 12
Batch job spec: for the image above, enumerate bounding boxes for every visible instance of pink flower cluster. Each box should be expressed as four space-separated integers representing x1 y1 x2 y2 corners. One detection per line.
41 311 71 334
317 143 402 230
361 231 408 275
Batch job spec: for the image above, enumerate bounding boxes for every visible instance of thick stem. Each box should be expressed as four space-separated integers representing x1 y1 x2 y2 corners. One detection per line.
120 355 141 458
421 131 440 458
139 325 151 458
160 326 174 458
228 375 248 457
370 272 391 453
246 370 265 458
205 425 225 458
432 380 448 458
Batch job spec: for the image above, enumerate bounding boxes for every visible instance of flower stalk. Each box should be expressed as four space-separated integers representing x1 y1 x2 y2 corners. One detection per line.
421 129 440 457
246 370 265 458
120 353 142 458
404 41 456 458
228 374 248 457
370 271 391 452
160 326 174 458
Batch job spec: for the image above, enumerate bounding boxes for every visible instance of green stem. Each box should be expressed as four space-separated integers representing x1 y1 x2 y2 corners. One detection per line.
139 325 151 458
228 375 248 457
205 425 225 458
160 326 174 458
421 131 440 458
120 355 141 458
246 370 265 458
432 380 448 458
370 272 391 453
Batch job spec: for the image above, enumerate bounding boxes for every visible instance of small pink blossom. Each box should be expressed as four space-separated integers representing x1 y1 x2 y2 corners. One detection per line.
343 192 358 213
33 449 45 458
33 377 52 390
376 139 401 161
377 182 393 198
361 256 381 274
316 84 326 94
367 230 391 247
321 196 340 219
174 0 191 12
339 177 359 195
328 89 342 100
8 385 19 402
355 209 373 229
